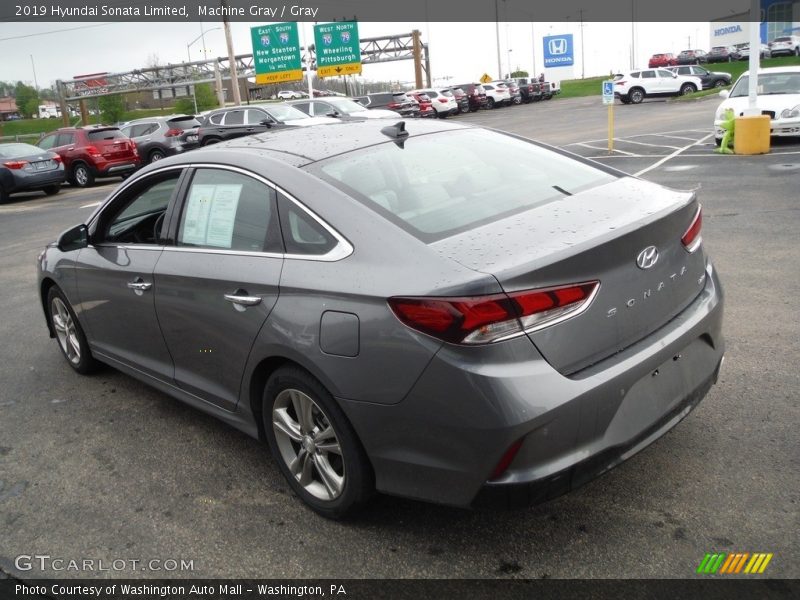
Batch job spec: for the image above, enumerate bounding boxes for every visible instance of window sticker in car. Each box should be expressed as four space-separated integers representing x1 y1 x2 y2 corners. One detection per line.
180 184 243 248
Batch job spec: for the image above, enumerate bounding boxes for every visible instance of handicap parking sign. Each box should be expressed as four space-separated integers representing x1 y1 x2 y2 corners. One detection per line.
602 80 614 105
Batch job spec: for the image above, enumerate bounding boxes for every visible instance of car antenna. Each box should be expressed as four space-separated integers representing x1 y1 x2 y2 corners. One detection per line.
380 121 409 148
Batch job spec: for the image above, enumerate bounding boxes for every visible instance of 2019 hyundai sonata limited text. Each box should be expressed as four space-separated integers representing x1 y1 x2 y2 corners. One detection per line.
37 120 724 518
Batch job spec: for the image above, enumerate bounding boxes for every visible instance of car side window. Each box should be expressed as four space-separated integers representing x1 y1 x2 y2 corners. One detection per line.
56 133 75 146
277 193 337 256
292 102 311 115
101 171 182 244
630 72 640 78
140 123 159 136
641 71 656 79
209 113 223 125
177 169 281 253
223 110 244 125
38 134 57 150
658 70 673 78
246 110 267 125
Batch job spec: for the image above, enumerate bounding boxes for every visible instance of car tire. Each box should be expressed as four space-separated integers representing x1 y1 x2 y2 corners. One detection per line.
70 163 94 188
680 83 697 95
714 137 722 147
0 185 8 204
487 97 495 109
629 88 645 104
46 286 99 375
620 97 631 105
43 185 60 196
202 138 220 146
714 80 727 88
263 366 374 519
148 149 166 163
437 110 447 119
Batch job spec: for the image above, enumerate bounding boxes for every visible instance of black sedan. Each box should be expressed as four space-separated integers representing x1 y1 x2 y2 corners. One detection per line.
0 143 65 204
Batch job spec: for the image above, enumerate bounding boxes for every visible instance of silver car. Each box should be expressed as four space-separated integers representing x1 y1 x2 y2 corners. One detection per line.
37 120 724 518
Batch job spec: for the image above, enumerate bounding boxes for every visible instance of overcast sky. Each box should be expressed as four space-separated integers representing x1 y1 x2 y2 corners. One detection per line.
0 21 711 90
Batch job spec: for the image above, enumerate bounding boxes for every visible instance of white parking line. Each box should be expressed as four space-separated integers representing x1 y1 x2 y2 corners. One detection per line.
613 138 682 150
80 201 102 209
634 133 715 176
575 142 638 156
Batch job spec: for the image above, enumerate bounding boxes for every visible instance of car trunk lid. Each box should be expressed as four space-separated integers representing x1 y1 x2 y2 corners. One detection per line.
87 128 136 159
431 177 707 375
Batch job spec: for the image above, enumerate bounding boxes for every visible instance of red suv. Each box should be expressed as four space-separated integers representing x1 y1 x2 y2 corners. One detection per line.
37 126 140 188
648 53 677 67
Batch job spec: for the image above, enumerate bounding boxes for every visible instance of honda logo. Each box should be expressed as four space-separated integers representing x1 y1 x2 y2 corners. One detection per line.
548 38 568 55
636 246 660 270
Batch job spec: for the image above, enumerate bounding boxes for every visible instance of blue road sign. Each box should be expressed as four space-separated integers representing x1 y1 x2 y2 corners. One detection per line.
602 80 614 105
543 34 574 68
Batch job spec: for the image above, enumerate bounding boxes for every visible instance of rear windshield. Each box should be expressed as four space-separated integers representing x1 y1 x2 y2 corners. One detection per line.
312 129 616 242
774 37 792 42
0 143 42 158
730 72 800 97
88 129 125 141
167 117 201 129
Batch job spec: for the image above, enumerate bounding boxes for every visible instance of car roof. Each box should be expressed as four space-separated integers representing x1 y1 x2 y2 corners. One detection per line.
741 66 800 75
189 118 472 166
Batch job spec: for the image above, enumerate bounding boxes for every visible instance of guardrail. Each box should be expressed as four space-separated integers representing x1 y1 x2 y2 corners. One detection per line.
0 133 44 143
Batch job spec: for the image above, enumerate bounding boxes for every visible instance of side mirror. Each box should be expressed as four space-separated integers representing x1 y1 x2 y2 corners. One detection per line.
260 119 273 128
57 224 89 252
672 73 678 78
326 111 340 118
718 89 730 99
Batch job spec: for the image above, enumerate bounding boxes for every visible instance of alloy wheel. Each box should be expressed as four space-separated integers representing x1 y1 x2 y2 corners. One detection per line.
51 297 81 365
272 388 345 501
74 166 88 186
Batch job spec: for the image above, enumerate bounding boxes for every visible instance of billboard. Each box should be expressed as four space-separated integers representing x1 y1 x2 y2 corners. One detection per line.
543 34 574 68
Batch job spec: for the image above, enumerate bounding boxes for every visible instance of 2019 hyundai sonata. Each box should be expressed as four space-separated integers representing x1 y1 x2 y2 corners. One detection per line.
38 119 724 518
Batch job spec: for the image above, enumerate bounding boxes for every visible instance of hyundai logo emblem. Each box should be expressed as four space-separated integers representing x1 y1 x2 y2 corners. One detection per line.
548 38 568 55
636 246 659 270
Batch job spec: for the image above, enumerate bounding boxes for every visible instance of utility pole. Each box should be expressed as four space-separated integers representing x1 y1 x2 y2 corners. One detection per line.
30 55 39 90
221 0 241 106
412 29 424 89
579 9 585 79
494 0 502 78
530 23 536 77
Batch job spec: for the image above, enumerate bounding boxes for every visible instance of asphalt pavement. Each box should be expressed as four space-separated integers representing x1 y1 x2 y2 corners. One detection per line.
1 95 798 580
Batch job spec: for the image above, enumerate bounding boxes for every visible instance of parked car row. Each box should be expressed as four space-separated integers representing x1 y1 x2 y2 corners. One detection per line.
650 36 800 68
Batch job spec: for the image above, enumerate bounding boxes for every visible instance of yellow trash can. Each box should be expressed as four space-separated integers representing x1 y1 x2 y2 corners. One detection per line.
734 115 771 155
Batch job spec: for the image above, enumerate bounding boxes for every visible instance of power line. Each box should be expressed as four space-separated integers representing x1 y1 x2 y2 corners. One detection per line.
0 23 116 42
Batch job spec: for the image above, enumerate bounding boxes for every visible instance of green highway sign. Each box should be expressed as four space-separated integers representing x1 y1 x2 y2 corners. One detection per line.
250 22 302 85
314 21 362 78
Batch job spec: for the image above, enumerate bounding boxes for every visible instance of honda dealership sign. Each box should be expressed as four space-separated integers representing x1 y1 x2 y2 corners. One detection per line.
543 34 574 67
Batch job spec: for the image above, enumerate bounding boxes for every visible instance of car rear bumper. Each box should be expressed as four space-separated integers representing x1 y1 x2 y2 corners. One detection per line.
7 166 65 192
93 160 139 177
340 260 724 508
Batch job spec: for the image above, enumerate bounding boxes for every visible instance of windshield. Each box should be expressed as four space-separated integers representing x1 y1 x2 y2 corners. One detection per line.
0 143 44 158
258 104 309 122
730 72 800 97
313 129 616 242
327 98 369 114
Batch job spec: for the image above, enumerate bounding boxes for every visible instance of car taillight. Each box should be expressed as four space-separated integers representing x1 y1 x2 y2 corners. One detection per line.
388 281 599 345
165 128 182 137
681 206 703 253
85 145 101 157
616 81 626 86
437 98 449 103
3 160 28 169
52 155 62 164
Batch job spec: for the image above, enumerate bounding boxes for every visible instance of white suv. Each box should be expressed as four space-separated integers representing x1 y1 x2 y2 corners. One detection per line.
276 90 304 100
614 69 703 104
769 36 800 57
481 83 511 108
410 88 459 118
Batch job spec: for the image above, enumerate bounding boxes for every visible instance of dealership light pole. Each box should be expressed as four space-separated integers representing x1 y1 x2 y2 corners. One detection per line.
746 0 760 113
494 0 503 78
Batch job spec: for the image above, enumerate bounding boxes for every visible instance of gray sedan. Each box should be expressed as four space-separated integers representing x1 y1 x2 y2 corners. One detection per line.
0 142 65 203
37 120 724 518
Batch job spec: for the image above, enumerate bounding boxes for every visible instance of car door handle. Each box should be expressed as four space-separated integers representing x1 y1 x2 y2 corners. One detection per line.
127 278 152 295
224 292 262 307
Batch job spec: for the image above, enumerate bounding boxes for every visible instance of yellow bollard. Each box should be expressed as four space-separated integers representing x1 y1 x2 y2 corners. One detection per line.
733 115 771 155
